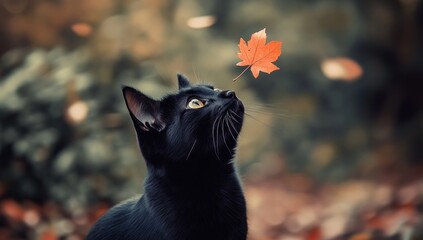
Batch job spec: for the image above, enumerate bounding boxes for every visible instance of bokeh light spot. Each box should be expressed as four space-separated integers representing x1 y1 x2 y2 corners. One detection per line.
321 57 363 81
71 23 93 37
187 15 217 29
66 101 89 124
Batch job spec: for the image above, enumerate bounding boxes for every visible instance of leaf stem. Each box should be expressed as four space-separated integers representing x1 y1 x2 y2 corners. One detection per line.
233 65 251 82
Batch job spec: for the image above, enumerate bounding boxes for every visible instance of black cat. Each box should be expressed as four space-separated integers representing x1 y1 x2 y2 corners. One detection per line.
86 74 247 240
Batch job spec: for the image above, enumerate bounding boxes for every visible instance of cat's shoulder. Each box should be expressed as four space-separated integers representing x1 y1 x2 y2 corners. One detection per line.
86 195 143 239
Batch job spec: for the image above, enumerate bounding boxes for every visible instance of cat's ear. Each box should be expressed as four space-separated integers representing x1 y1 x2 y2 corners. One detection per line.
177 73 190 90
122 86 165 132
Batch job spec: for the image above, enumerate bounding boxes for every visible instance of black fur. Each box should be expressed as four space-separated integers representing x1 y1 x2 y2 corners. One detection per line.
86 74 247 240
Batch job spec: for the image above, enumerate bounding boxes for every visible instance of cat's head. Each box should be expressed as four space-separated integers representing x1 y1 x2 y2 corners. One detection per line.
122 74 244 167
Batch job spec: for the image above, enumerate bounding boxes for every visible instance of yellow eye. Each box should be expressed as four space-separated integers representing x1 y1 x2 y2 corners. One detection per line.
187 98 205 109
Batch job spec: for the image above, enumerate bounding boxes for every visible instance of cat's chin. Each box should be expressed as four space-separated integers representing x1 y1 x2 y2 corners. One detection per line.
223 98 244 116
232 99 245 115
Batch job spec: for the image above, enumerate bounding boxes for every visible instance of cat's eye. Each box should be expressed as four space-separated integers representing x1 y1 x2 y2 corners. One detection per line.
187 98 205 109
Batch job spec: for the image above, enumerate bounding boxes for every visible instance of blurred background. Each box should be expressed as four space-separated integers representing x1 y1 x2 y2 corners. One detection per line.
1 0 423 239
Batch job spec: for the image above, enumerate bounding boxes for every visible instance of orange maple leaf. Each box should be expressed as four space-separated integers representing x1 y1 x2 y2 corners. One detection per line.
234 28 282 81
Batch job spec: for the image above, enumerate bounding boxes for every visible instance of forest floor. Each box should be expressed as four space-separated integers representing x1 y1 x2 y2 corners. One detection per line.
1 175 422 240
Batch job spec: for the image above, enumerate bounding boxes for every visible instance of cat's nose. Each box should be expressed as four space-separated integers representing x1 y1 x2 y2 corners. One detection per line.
220 90 236 99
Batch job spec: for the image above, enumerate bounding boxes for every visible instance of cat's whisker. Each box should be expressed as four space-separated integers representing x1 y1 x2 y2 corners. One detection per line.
185 139 197 161
228 110 243 124
244 112 273 128
224 115 236 143
245 105 287 110
244 102 290 110
228 112 242 128
220 115 231 153
245 106 282 112
211 114 221 160
228 114 240 136
229 109 242 119
230 116 241 125
245 108 294 119
191 64 200 83
245 104 295 117
215 114 225 159
225 115 237 142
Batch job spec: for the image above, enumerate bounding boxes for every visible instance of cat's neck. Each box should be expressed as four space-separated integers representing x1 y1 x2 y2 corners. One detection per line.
146 154 237 186
143 158 242 205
